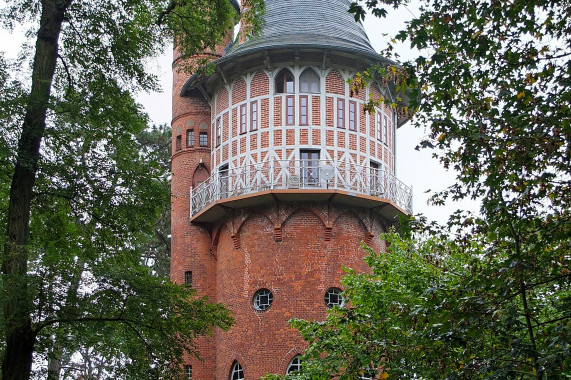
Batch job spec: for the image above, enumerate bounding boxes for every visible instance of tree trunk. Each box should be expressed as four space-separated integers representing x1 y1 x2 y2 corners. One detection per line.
1 0 71 379
46 343 63 380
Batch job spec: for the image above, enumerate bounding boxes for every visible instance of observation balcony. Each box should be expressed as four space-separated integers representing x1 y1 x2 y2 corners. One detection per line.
190 159 413 223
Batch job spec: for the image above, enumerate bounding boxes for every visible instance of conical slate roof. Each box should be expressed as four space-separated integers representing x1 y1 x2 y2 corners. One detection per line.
227 0 378 60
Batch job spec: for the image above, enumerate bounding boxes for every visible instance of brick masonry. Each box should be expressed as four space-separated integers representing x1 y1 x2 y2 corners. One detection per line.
171 28 400 380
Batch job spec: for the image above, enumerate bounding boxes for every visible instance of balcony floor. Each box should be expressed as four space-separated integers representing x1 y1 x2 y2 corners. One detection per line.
190 188 408 224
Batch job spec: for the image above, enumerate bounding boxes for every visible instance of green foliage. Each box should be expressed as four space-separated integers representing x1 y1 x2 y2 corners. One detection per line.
263 1 571 379
0 0 265 378
267 230 570 379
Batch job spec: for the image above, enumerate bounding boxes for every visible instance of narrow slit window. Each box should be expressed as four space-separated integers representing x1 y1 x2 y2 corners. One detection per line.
216 117 222 147
376 113 382 141
184 271 192 286
349 101 356 131
240 104 247 134
300 95 308 125
388 118 393 149
176 135 182 151
286 96 295 125
250 100 258 131
383 115 388 145
337 99 345 128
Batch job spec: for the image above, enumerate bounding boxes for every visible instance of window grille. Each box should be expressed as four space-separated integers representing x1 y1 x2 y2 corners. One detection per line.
286 96 295 125
337 98 345 128
253 289 273 311
240 104 247 134
275 69 295 93
199 132 208 147
349 101 356 131
230 362 244 380
184 271 192 286
250 101 258 131
300 96 308 125
286 355 302 374
186 129 194 147
324 287 344 308
299 68 320 93
176 135 182 151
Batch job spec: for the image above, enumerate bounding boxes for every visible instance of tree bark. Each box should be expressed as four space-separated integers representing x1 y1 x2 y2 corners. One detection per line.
46 343 63 380
1 0 71 379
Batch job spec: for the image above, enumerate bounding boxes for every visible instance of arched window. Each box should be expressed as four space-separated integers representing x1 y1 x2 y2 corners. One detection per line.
299 68 320 93
230 361 244 380
286 355 302 374
275 69 295 93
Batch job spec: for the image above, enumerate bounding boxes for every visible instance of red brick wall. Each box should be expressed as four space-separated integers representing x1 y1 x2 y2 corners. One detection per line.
173 63 400 379
251 72 270 98
326 69 345 95
232 78 247 104
213 203 385 379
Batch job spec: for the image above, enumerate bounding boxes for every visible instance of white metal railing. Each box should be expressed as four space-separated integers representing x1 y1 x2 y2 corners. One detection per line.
190 159 413 216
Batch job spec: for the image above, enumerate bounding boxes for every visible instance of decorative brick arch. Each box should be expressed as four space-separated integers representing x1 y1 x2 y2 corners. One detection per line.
250 71 270 98
225 357 246 380
192 163 210 188
279 347 306 372
232 78 247 104
326 69 346 95
235 210 273 237
332 209 370 244
216 86 229 115
281 207 327 242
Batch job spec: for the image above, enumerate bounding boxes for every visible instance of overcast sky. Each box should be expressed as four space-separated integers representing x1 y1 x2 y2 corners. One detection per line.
0 1 480 224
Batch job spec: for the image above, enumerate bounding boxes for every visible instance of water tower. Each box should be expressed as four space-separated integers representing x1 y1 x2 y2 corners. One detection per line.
171 1 412 378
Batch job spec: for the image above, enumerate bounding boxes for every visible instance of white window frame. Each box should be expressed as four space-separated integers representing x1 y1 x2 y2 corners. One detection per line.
230 362 244 380
286 355 302 374
324 287 345 308
253 288 273 311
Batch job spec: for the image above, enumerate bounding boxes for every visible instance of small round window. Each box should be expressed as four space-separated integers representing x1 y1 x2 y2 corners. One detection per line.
253 288 273 311
324 287 344 308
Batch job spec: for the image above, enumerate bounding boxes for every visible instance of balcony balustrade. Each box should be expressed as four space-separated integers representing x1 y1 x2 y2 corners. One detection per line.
190 159 413 217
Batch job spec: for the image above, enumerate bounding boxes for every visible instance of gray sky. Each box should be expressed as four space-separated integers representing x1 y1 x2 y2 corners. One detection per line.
0 1 480 224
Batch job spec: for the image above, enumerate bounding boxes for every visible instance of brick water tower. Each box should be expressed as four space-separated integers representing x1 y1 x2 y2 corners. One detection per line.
170 0 413 378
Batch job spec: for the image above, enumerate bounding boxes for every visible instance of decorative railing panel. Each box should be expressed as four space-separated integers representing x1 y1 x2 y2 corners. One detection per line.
190 159 413 216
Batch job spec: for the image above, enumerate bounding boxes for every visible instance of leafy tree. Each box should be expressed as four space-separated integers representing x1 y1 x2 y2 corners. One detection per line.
136 125 172 278
265 0 570 379
0 0 264 379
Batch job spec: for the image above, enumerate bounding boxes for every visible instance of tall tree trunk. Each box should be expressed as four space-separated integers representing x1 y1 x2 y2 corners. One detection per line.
1 0 71 378
46 343 63 380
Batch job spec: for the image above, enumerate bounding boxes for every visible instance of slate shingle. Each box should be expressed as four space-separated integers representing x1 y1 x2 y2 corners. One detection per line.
227 0 378 60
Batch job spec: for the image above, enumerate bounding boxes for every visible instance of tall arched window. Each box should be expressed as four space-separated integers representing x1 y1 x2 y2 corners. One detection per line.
299 68 320 93
275 69 295 93
230 361 244 380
